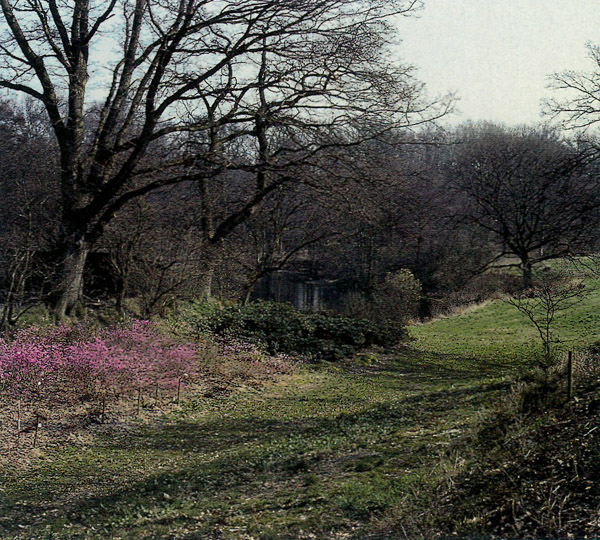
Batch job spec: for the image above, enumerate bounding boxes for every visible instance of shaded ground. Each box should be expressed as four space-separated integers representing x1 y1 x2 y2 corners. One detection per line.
427 384 600 540
0 348 511 540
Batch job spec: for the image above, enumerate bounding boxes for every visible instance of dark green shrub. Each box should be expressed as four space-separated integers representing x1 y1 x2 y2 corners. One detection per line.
516 369 564 414
201 301 406 361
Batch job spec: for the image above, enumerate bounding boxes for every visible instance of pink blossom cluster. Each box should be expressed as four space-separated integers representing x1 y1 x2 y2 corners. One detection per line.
0 321 199 403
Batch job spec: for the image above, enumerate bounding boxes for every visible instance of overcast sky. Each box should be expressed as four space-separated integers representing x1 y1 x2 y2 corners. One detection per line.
396 0 600 126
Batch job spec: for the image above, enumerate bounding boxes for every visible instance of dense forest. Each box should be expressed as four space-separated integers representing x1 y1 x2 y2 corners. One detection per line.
2 103 600 326
0 0 599 327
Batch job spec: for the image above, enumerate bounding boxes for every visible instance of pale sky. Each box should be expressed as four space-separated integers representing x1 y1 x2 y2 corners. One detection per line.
397 0 600 126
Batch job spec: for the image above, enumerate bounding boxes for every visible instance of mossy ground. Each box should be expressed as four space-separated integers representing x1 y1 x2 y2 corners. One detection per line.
1 274 599 539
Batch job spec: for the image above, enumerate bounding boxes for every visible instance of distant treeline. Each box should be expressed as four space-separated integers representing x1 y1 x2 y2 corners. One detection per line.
2 100 600 329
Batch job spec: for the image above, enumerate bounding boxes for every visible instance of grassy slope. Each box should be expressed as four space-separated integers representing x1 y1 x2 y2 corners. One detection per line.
2 282 599 539
411 278 600 363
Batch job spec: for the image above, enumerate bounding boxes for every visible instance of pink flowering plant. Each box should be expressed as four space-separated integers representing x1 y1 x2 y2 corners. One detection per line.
0 321 200 406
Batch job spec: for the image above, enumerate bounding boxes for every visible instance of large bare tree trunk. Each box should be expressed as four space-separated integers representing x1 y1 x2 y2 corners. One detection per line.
198 250 218 302
54 235 89 319
198 269 214 302
243 278 257 305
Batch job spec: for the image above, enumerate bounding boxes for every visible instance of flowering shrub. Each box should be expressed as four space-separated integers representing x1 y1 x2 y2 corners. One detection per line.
0 321 199 405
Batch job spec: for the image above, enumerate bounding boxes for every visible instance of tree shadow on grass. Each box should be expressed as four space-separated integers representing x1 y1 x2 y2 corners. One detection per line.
0 376 510 539
127 379 507 449
389 345 522 380
0 346 517 539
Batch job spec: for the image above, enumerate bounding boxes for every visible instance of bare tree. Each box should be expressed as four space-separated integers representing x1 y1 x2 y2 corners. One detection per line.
447 123 600 288
229 185 335 304
0 0 447 318
0 100 58 329
546 43 600 130
100 185 207 315
506 270 588 363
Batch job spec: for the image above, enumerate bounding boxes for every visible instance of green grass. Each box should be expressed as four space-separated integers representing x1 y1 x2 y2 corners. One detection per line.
0 359 508 539
2 272 600 539
411 277 600 364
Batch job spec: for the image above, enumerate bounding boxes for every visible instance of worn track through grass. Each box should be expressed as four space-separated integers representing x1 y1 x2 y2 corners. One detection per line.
0 346 512 540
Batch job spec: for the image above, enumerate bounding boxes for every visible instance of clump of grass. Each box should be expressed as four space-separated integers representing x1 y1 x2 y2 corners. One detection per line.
336 474 407 518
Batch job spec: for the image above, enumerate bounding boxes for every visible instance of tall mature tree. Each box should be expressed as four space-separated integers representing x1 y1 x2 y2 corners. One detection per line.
448 123 600 288
0 0 446 317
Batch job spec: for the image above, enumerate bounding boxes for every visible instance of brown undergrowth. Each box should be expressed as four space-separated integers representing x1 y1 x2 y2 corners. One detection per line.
375 367 600 540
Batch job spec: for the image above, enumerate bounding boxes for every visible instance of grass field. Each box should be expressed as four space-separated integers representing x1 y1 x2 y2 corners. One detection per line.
1 358 509 539
412 274 600 364
1 276 599 539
